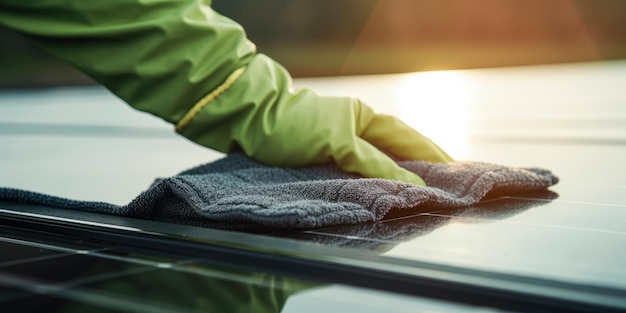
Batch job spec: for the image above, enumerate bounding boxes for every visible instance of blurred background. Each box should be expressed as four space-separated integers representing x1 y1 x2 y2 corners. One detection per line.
1 0 625 88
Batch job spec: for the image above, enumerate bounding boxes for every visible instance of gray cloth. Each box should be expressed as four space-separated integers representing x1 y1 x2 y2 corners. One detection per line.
0 153 558 231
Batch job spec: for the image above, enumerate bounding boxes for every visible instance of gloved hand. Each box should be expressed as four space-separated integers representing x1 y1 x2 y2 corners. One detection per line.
177 55 452 186
248 97 452 186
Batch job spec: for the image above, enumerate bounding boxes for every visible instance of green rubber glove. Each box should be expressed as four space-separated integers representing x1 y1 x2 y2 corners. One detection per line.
0 0 452 185
176 55 452 185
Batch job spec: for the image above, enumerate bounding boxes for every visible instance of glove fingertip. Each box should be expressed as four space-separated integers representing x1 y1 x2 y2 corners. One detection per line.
393 170 427 186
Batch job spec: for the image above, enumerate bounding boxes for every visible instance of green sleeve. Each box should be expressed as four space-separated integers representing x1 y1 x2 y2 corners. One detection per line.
0 0 256 126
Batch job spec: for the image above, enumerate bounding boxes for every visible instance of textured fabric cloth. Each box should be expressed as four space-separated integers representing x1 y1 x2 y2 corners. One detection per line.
0 154 558 231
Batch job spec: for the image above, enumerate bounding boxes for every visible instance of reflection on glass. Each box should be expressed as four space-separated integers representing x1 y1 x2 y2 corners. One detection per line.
0 254 484 313
394 71 472 158
293 191 556 254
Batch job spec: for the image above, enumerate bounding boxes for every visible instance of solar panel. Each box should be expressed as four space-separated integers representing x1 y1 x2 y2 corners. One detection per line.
2 61 626 312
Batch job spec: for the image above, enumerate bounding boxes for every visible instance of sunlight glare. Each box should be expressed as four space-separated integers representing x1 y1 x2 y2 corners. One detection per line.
395 71 471 158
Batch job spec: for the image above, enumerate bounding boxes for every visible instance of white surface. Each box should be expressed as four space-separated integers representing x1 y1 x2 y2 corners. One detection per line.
0 87 224 204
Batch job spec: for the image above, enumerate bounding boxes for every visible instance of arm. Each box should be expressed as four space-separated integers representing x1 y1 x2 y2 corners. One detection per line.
0 0 252 124
0 0 451 185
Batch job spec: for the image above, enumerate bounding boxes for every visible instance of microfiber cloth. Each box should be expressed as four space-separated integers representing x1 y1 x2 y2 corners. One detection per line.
0 153 558 231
